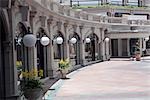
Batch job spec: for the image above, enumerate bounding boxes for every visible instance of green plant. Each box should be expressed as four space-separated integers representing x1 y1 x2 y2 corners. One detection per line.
21 69 43 90
58 59 70 70
16 61 22 70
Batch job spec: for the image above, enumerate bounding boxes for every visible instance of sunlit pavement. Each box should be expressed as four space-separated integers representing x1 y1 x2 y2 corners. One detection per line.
43 58 150 100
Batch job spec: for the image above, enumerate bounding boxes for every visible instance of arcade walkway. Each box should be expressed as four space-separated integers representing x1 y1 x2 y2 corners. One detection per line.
43 58 150 100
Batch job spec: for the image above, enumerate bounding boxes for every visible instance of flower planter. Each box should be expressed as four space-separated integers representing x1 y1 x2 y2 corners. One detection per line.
135 53 141 61
24 88 43 100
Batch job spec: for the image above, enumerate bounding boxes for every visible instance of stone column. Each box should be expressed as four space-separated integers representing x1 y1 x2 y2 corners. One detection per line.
3 8 19 100
63 23 70 59
47 18 55 78
29 10 37 69
139 38 143 55
79 26 85 66
143 38 146 51
106 40 110 59
127 39 130 56
25 10 37 71
118 39 122 57
100 28 106 60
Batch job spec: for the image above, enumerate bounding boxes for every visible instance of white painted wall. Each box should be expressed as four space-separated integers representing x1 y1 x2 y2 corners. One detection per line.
123 15 147 20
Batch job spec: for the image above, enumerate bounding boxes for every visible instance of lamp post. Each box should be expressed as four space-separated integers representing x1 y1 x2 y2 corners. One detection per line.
70 0 72 7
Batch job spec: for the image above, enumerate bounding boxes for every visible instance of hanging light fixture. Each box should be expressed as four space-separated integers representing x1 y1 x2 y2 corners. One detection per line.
56 37 63 44
70 37 77 44
85 38 91 43
40 36 50 46
23 34 37 47
105 37 110 42
145 37 149 41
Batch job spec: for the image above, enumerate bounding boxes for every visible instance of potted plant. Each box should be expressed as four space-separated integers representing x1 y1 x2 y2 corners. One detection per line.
16 61 22 80
21 68 43 100
135 50 141 61
134 44 141 61
58 58 70 79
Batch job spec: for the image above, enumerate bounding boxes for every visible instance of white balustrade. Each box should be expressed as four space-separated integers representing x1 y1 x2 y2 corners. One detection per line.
33 0 150 26
87 14 94 21
69 9 75 17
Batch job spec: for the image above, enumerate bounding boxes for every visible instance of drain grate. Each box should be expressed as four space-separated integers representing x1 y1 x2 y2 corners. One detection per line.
48 88 55 90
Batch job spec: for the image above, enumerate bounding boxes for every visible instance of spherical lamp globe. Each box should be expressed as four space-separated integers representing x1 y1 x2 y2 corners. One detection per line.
23 34 37 47
70 37 77 44
40 36 50 46
105 37 110 42
145 37 149 41
56 37 63 44
85 38 91 43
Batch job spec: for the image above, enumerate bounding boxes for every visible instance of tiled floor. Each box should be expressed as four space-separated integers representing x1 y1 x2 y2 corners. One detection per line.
43 58 150 100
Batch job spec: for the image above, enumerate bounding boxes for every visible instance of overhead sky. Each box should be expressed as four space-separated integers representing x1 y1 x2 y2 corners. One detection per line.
72 0 138 6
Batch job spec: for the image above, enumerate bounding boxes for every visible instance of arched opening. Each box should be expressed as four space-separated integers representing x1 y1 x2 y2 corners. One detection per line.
53 31 65 60
15 22 28 81
69 33 81 66
85 33 99 62
36 28 49 78
130 38 140 57
0 12 6 99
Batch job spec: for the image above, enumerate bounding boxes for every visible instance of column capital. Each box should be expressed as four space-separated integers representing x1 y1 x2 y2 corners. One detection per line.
47 16 54 25
64 22 69 28
79 25 84 30
39 16 46 27
30 10 37 18
19 6 29 21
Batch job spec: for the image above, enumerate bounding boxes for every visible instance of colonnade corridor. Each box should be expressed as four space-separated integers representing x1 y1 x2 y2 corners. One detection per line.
43 58 150 100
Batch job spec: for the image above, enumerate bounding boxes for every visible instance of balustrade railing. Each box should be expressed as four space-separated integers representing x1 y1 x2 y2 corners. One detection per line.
34 0 150 26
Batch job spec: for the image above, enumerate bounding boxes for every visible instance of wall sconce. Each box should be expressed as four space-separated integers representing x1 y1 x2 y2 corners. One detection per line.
85 38 91 43
104 37 110 42
144 37 149 41
40 36 50 46
70 37 77 44
23 34 37 47
15 27 50 47
54 36 63 44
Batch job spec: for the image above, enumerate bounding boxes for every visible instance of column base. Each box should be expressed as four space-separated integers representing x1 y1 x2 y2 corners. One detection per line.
5 94 20 100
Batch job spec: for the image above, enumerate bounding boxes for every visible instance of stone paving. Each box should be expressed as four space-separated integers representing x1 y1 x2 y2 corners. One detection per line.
43 58 150 100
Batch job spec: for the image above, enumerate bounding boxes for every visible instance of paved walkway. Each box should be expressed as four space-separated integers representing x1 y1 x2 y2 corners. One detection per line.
43 59 150 100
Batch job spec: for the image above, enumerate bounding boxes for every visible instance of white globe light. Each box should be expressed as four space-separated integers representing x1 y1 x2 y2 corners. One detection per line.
105 37 110 42
23 34 37 47
70 37 77 44
145 37 149 41
85 38 91 43
40 36 50 46
56 37 63 44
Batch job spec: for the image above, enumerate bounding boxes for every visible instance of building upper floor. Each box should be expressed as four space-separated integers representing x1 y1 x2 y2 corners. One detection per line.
0 0 150 35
